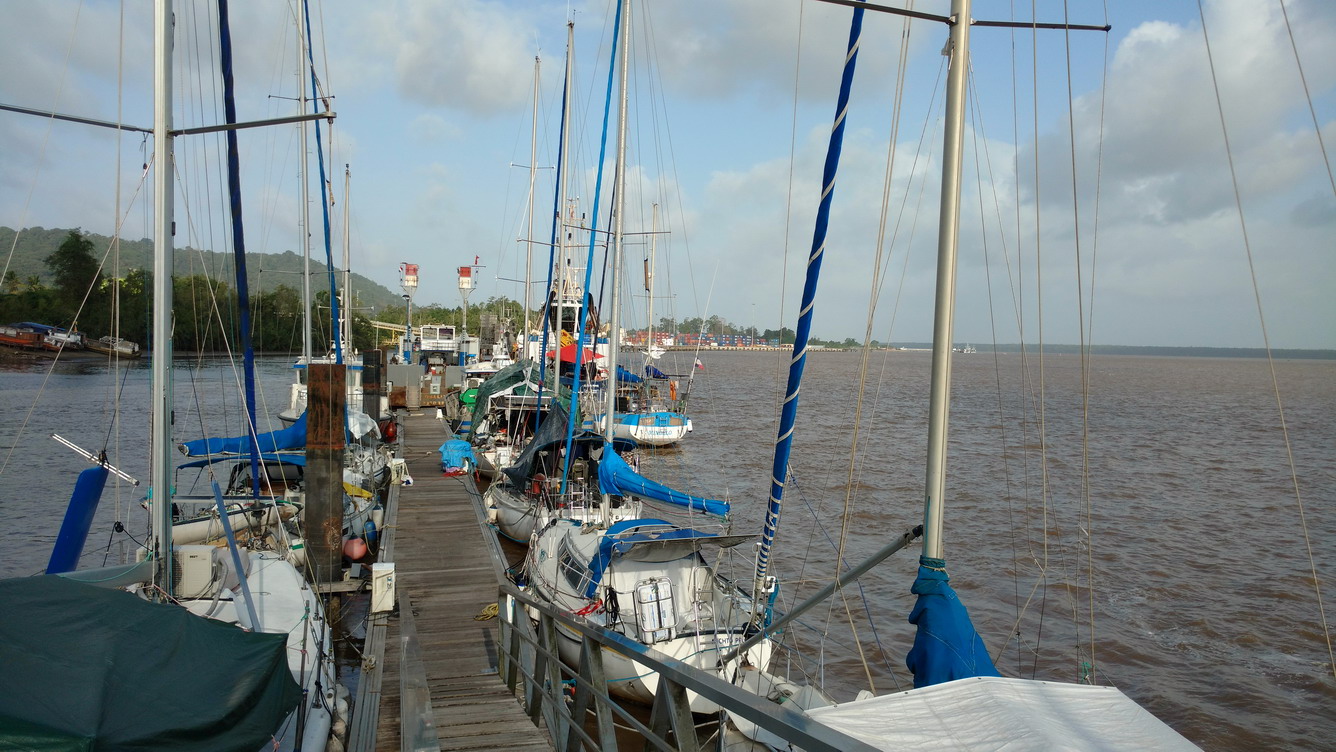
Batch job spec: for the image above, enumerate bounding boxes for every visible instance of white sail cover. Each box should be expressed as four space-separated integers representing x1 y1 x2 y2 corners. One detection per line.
806 677 1199 751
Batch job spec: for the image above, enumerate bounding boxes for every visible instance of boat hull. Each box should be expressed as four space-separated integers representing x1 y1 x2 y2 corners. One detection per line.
602 411 692 447
526 517 766 712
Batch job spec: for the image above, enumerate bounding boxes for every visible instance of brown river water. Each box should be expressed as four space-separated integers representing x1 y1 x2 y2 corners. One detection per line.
1 349 1332 749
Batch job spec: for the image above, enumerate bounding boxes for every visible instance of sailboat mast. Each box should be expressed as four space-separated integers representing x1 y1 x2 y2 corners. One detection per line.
297 0 312 365
150 0 175 595
524 57 539 353
922 0 972 560
553 24 574 370
603 0 631 452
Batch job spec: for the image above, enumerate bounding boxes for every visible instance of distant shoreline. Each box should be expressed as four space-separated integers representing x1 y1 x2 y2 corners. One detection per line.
660 344 1336 360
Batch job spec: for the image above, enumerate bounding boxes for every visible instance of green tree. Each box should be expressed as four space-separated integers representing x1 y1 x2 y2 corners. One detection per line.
44 229 106 329
2 270 17 294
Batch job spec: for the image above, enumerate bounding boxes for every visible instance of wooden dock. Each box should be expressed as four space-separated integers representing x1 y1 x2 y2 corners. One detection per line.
363 410 552 751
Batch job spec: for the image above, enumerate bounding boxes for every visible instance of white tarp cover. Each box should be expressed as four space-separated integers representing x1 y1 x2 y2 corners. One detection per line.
805 676 1199 751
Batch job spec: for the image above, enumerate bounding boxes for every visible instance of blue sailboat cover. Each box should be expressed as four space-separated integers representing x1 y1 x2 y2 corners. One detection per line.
582 519 715 598
616 365 642 383
178 413 308 457
906 557 1001 688
596 447 728 518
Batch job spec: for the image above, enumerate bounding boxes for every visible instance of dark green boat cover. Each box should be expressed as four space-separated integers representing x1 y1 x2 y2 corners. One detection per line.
0 575 301 751
464 359 568 438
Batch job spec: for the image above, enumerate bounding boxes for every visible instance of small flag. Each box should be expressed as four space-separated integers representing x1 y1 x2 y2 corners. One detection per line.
694 357 704 370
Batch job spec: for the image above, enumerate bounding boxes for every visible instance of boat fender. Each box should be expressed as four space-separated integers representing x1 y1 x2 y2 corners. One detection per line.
530 473 546 496
343 537 368 561
363 519 379 548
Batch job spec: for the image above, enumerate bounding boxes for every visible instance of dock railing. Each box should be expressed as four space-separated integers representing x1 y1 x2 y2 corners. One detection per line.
495 581 877 752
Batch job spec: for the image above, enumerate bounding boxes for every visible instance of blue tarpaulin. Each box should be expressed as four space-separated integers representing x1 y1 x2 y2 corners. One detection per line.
438 440 475 473
597 446 728 517
615 365 642 383
178 413 308 457
906 557 1001 688
645 364 667 379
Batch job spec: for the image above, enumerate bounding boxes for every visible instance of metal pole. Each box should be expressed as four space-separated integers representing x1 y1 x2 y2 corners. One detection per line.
150 0 175 596
297 0 312 365
524 57 539 354
600 0 631 528
922 0 972 560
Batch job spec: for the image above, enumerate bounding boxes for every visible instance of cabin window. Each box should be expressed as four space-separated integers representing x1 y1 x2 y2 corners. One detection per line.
558 539 591 594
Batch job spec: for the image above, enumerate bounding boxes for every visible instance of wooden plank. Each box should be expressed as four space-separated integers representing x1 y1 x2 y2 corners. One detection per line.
400 590 441 752
347 469 400 751
372 411 553 751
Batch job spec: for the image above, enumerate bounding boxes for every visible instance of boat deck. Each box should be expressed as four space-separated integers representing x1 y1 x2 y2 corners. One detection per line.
366 410 551 751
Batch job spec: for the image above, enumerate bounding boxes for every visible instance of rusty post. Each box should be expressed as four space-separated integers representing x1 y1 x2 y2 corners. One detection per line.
306 363 346 584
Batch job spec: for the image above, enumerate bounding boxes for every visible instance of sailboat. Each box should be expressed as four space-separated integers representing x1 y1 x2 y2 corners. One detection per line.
721 1 1197 749
601 204 694 448
522 0 771 712
0 3 340 748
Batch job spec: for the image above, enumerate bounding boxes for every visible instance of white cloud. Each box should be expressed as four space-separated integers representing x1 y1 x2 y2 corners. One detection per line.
342 0 540 115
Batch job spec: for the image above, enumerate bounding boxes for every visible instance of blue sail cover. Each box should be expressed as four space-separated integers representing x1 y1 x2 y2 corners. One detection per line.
906 558 1001 688
46 465 110 575
645 364 667 378
597 446 728 517
582 519 716 598
616 365 642 383
179 413 307 457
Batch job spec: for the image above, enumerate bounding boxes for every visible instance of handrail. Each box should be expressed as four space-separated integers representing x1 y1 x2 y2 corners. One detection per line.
496 580 878 752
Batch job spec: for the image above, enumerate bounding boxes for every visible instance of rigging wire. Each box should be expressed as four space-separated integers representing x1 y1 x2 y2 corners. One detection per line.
0 3 83 287
1028 0 1054 681
1081 0 1113 684
1196 0 1333 679
1060 0 1093 682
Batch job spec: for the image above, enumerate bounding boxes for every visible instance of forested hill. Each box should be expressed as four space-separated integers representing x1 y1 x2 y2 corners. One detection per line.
0 226 403 311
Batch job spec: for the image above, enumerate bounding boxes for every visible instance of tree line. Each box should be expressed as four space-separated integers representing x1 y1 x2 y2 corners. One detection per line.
0 230 383 353
2 230 868 352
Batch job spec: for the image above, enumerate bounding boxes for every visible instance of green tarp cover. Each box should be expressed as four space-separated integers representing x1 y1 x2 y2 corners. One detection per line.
0 575 301 751
465 359 569 438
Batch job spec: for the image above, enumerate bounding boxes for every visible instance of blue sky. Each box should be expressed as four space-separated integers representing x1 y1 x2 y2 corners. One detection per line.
1 0 1333 348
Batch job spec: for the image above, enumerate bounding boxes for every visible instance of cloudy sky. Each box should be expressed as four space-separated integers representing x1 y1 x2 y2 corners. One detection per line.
1 0 1332 348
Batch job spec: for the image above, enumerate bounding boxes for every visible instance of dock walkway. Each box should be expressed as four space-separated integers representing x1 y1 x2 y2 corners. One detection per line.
371 410 551 751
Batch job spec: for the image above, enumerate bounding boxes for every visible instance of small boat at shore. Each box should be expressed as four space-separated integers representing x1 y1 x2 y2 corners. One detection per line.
85 335 142 358
0 323 42 350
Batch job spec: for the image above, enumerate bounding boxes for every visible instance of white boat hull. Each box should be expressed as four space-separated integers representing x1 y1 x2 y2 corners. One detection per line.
526 518 767 712
600 412 692 447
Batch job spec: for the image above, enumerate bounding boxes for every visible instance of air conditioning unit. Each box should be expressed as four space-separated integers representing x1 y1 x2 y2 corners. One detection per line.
173 545 222 598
